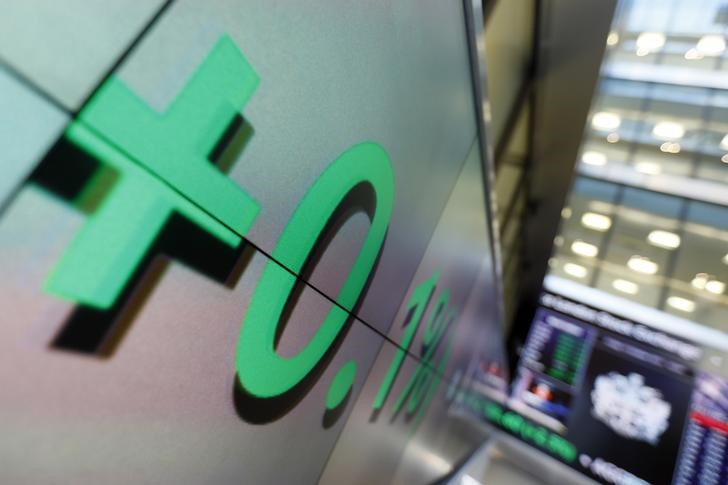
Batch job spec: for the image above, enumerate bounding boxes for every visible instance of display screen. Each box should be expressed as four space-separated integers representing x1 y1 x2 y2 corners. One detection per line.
0 1 509 483
460 283 728 485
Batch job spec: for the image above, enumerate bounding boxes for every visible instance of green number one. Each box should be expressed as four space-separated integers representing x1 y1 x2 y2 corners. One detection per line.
371 272 438 411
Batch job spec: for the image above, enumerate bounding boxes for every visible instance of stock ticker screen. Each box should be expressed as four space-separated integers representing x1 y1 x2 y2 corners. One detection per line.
458 287 728 485
0 1 511 484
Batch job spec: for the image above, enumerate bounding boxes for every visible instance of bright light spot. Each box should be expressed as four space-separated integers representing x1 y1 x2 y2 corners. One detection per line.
722 154 728 164
667 296 695 313
647 230 681 249
564 263 588 278
684 48 704 60
723 253 728 265
607 32 620 46
571 240 599 258
561 207 572 219
460 475 483 485
628 255 658 275
652 121 685 140
592 112 621 131
635 162 662 175
582 151 608 166
692 273 725 294
636 32 665 54
706 280 726 295
554 236 564 247
607 132 620 143
721 134 728 150
613 278 639 295
696 35 726 56
581 212 612 231
659 142 681 154
691 273 709 290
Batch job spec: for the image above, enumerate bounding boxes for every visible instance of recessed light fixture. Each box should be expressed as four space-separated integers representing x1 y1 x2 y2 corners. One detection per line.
723 253 728 265
691 273 709 290
581 212 612 231
636 32 665 55
696 35 726 56
607 132 620 143
684 48 704 60
721 134 728 151
554 236 564 247
647 230 681 249
652 121 685 140
628 255 658 275
613 279 639 295
571 240 599 258
694 273 726 295
607 32 620 46
667 296 695 313
561 207 572 219
564 263 588 278
582 151 608 166
705 280 726 295
635 162 661 175
659 142 681 154
722 154 728 164
592 112 621 131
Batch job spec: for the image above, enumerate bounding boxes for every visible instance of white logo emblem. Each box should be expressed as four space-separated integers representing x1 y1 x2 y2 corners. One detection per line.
591 372 671 445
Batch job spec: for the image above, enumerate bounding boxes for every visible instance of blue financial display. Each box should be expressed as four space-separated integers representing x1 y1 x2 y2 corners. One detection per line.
458 290 727 485
0 1 509 483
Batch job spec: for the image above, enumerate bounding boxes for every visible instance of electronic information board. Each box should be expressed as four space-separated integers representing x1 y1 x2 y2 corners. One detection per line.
0 1 509 483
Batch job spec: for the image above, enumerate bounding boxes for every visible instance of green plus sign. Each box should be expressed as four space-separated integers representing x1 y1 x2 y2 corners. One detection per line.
46 35 261 309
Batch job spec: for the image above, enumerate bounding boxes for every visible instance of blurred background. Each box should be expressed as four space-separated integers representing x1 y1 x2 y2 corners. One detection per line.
470 0 728 482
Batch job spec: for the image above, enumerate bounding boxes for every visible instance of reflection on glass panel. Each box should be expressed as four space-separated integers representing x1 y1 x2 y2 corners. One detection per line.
554 0 728 339
667 202 728 330
549 174 728 333
596 188 683 307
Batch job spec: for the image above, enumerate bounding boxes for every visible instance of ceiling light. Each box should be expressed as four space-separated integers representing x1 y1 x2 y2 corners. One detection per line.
705 280 726 295
636 32 666 54
667 296 695 313
722 154 728 164
592 112 621 131
607 132 620 143
613 279 639 295
647 230 681 249
659 142 681 154
723 253 728 265
696 35 726 56
588 201 614 213
721 134 728 150
564 263 588 279
571 240 599 258
581 212 612 231
684 48 704 60
635 162 661 175
561 207 572 219
607 32 620 46
652 121 685 140
691 273 709 290
554 236 564 247
582 151 607 166
628 255 659 275
693 272 726 295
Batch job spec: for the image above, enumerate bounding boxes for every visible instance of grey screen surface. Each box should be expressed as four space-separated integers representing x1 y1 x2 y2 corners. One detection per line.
0 1 508 483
